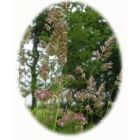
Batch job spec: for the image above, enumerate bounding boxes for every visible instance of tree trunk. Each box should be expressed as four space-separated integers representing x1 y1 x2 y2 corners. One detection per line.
31 93 37 110
31 37 39 110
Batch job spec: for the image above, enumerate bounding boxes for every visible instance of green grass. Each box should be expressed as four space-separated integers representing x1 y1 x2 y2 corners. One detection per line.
34 109 53 120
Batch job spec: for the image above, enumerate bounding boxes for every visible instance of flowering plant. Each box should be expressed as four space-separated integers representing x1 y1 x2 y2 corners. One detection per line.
18 1 122 134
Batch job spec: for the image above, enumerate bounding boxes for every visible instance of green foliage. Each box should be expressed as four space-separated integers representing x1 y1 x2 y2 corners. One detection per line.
63 3 121 100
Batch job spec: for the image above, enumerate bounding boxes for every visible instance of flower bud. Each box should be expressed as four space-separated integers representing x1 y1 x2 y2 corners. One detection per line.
76 66 83 74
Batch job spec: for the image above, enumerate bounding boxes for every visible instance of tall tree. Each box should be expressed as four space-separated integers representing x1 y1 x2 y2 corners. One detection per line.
18 10 50 109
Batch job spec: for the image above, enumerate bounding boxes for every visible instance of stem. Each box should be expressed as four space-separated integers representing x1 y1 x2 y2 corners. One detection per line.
52 56 61 131
84 77 88 83
106 83 116 115
62 80 70 87
88 96 89 105
41 103 44 123
90 59 99 77
90 113 93 127
31 102 44 114
86 112 88 129
92 103 103 119
92 111 103 119
46 83 52 90
46 121 64 133
80 101 83 113
45 80 47 89
90 52 103 78
48 104 51 129
52 97 61 131
52 98 56 128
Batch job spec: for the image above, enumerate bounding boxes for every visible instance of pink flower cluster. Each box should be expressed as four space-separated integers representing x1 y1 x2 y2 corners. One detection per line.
76 66 83 74
74 113 87 124
57 113 72 127
39 64 50 80
57 112 87 127
34 89 52 102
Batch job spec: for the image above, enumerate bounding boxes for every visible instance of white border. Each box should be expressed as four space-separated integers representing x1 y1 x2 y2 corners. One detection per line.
13 0 127 140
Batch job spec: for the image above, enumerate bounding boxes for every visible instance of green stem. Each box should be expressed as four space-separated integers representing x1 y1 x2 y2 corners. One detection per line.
46 121 64 133
52 56 60 131
90 59 99 77
86 112 88 130
45 80 47 89
62 80 70 87
106 83 116 115
92 111 103 119
52 97 61 131
90 113 93 127
48 104 51 128
52 98 56 127
41 103 44 123
92 104 103 118
31 102 44 115
80 101 83 113
84 77 88 83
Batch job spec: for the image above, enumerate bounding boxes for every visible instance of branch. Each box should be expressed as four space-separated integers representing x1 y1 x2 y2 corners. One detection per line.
25 58 32 68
